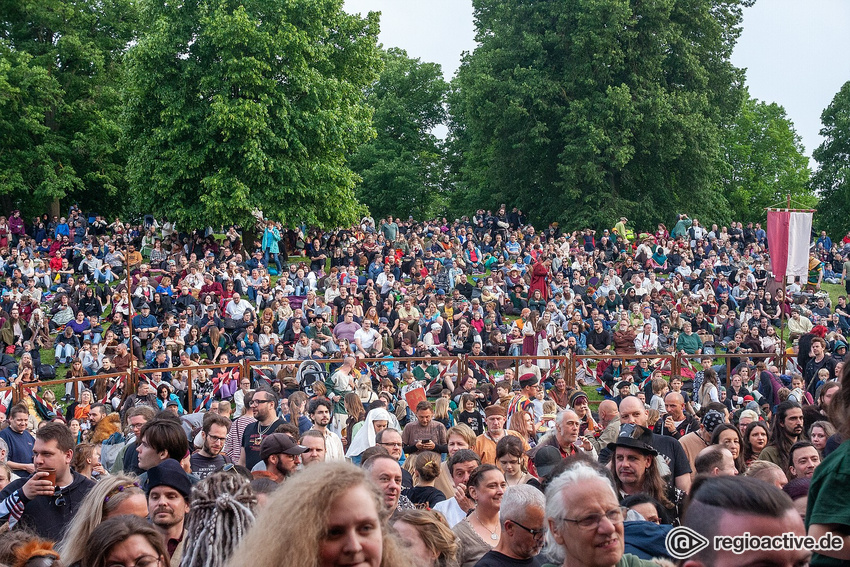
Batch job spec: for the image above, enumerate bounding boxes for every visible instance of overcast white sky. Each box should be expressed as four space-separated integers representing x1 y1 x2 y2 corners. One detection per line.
343 0 850 163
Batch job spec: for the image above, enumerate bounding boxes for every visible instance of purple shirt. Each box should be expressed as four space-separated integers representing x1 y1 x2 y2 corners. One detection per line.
333 321 361 342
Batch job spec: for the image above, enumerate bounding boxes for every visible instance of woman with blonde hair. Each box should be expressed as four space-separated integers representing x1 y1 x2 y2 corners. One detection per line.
357 372 379 405
56 474 148 566
434 397 453 429
390 510 458 567
227 462 405 567
435 424 478 499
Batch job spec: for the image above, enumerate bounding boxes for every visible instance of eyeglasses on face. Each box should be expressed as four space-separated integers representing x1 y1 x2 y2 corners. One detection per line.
509 519 547 539
378 442 403 448
249 398 273 406
557 506 628 530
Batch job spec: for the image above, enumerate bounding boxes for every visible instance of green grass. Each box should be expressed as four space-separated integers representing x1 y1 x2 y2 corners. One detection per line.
583 384 603 402
823 282 844 311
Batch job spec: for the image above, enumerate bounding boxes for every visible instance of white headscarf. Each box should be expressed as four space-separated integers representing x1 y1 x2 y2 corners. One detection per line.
345 408 392 458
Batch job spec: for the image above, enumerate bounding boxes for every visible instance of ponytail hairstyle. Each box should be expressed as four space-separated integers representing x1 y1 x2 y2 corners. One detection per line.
414 451 442 483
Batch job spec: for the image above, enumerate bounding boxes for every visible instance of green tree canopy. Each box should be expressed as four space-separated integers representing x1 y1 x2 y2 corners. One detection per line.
719 94 813 223
123 0 382 231
812 81 850 238
350 48 449 220
0 0 136 216
448 0 754 231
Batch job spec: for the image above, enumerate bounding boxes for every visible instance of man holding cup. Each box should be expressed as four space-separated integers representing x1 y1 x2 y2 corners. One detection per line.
0 422 95 540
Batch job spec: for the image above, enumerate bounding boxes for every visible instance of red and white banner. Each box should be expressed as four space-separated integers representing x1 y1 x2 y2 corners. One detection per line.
766 210 812 281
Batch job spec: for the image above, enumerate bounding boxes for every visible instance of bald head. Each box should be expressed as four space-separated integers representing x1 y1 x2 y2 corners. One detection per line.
619 396 648 427
598 400 619 426
664 392 685 419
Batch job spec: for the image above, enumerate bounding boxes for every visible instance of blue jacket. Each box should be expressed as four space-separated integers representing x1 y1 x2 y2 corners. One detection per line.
262 227 281 254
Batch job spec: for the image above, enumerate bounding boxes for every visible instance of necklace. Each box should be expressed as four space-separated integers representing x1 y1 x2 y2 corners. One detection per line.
257 420 275 439
475 511 499 541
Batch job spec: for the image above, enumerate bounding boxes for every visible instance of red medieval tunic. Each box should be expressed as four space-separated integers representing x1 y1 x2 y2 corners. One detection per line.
529 262 550 301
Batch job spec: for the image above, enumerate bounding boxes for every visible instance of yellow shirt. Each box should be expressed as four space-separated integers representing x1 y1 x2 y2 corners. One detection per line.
127 250 143 267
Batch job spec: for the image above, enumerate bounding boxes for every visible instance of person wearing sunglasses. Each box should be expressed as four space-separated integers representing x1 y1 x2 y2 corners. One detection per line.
475 484 547 566
0 422 95 541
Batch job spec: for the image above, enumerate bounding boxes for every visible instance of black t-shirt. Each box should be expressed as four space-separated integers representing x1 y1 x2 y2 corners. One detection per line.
459 410 485 436
241 418 285 470
406 486 446 509
190 452 229 479
474 550 544 567
649 432 692 479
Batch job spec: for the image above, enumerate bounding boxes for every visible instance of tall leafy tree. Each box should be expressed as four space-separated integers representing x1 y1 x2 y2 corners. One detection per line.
719 94 812 222
812 80 850 238
350 48 449 220
448 0 753 231
0 0 136 217
0 41 62 211
123 0 381 230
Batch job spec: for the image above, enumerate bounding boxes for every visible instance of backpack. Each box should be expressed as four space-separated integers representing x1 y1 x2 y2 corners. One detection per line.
38 364 56 380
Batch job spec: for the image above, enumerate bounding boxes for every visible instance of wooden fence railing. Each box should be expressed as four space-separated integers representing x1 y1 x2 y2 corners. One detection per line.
3 351 800 412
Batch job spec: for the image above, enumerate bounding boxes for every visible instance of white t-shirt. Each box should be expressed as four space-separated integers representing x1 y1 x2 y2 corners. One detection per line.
354 327 379 350
433 497 466 528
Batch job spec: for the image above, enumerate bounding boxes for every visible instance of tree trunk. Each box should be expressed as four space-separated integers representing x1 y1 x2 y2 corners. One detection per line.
50 198 61 219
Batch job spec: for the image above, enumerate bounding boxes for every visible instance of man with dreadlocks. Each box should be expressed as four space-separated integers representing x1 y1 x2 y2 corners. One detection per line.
181 471 257 567
143 459 191 567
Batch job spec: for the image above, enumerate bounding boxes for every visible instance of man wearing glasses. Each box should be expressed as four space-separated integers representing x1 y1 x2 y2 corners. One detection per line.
190 413 232 479
239 388 284 470
374 427 413 490
0 422 94 540
112 405 157 475
544 461 656 567
476 484 547 566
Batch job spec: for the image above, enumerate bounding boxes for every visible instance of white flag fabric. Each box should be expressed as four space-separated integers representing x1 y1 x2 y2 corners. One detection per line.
767 210 813 281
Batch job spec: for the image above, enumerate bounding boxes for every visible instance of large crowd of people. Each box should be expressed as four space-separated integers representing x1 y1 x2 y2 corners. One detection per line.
1 206 850 566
